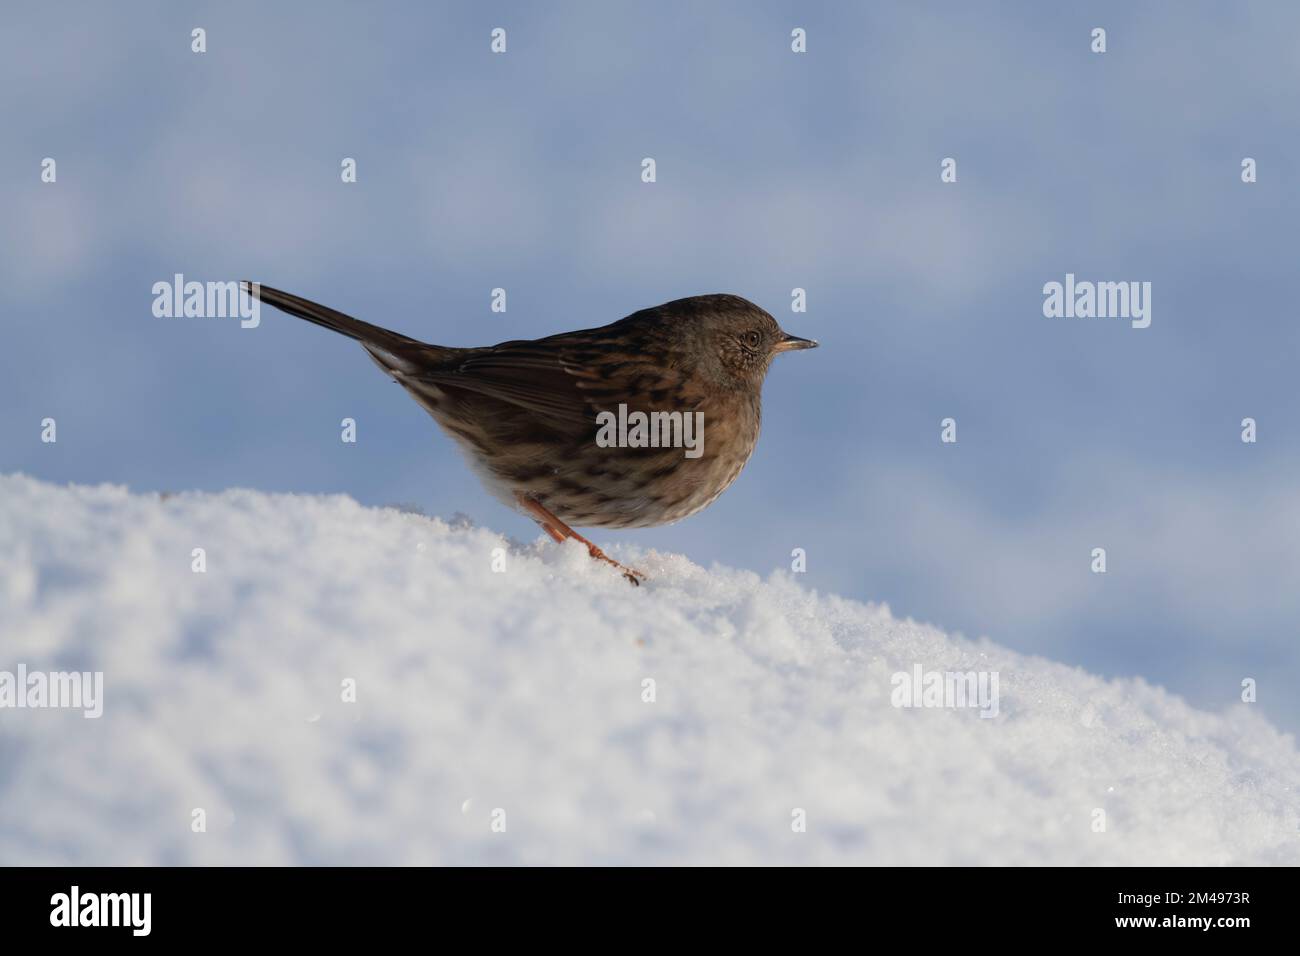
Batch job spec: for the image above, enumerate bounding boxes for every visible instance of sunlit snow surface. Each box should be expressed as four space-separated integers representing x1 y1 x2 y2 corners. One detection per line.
0 474 1296 865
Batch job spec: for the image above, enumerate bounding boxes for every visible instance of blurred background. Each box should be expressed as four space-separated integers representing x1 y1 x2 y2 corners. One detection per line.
2 1 1297 732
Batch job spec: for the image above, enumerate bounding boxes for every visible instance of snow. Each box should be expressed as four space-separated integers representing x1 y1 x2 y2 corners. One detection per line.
0 473 1297 865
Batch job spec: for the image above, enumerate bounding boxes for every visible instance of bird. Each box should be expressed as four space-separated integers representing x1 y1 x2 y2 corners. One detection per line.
243 283 817 584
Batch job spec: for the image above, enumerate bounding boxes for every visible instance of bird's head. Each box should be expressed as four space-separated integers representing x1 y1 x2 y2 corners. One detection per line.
697 295 818 389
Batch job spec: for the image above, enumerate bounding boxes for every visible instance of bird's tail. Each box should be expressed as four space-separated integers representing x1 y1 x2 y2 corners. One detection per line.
242 281 455 377
242 282 426 352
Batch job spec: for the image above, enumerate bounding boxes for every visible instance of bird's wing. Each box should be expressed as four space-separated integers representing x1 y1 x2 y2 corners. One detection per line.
416 332 690 434
416 338 605 432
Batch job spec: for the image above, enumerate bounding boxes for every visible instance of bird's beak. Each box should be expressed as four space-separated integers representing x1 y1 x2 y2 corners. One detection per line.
774 333 819 353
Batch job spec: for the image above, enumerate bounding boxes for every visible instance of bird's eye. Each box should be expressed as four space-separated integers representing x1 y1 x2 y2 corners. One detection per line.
743 330 762 348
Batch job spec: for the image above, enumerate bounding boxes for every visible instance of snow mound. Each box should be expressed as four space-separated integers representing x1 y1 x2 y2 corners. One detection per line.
0 473 1297 865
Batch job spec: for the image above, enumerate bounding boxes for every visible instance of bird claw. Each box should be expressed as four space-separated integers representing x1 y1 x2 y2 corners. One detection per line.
515 494 648 586
585 542 647 586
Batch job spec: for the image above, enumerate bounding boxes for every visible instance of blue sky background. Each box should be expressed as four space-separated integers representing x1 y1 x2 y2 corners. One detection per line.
3 2 1298 732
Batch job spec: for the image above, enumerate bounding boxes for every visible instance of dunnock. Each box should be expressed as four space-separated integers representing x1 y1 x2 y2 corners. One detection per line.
244 284 817 584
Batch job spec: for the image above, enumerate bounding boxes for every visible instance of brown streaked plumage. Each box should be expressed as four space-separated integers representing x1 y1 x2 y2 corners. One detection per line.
244 283 817 584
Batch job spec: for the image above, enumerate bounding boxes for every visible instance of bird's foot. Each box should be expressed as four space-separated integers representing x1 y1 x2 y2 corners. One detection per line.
581 541 647 586
516 494 648 586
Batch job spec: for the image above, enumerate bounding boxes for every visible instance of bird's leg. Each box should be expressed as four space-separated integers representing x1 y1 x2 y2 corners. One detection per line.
515 494 647 586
